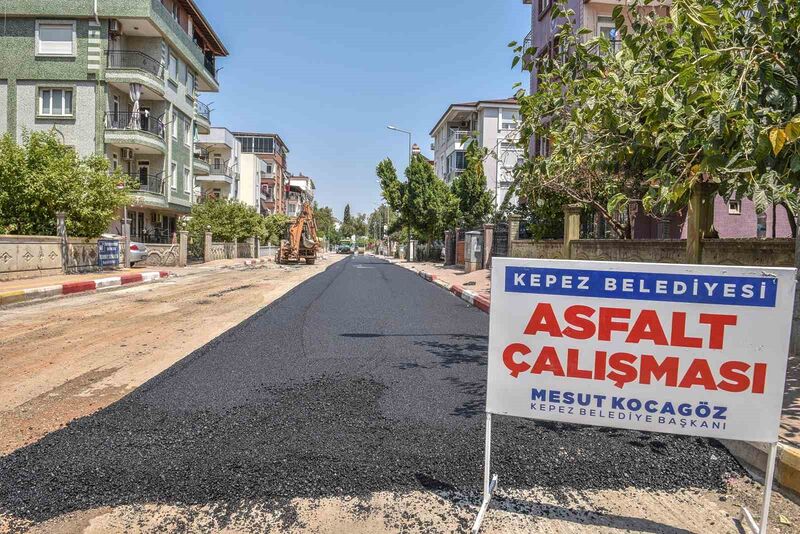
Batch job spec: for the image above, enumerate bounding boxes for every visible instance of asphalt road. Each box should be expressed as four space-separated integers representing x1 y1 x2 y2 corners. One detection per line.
0 255 742 524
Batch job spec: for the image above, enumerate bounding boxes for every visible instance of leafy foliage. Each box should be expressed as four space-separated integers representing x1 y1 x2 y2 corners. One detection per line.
376 154 457 243
0 131 131 237
187 198 266 242
313 202 339 243
511 0 800 236
451 141 495 229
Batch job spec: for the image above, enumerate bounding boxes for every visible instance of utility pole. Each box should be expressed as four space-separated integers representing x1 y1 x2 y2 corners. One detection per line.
387 125 413 262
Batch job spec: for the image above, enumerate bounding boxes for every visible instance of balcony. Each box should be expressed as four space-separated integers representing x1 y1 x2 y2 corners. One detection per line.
446 168 466 184
204 55 217 81
129 172 165 196
193 147 210 175
446 129 471 155
105 112 167 154
195 100 211 133
196 160 236 185
106 50 165 98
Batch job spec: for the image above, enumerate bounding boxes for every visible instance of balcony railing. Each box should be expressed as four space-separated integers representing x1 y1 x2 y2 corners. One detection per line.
448 129 471 142
105 112 165 139
210 160 236 176
107 50 163 78
204 55 217 80
128 173 165 196
194 146 209 161
196 100 211 122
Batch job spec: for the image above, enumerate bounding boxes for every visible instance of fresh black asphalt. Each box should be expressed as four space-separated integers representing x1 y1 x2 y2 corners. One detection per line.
0 255 743 523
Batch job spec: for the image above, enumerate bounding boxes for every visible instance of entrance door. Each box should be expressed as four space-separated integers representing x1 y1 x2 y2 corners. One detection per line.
140 106 150 132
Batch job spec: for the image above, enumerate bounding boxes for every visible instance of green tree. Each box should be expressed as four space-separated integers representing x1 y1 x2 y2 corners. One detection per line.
511 0 800 237
313 202 339 242
451 141 495 229
0 131 131 237
263 212 291 245
187 198 265 242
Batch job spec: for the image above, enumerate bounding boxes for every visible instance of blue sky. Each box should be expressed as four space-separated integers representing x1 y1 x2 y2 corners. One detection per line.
195 0 530 219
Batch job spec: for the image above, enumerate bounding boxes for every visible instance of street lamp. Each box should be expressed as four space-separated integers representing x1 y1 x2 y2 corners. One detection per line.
387 125 413 262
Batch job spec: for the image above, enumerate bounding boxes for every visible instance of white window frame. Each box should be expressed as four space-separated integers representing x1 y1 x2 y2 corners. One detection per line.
183 117 191 147
38 87 74 117
728 199 742 215
35 20 76 57
172 111 179 139
170 162 178 190
183 166 191 194
169 52 178 81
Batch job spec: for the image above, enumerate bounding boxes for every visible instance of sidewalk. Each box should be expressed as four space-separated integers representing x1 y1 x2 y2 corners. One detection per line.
0 257 271 306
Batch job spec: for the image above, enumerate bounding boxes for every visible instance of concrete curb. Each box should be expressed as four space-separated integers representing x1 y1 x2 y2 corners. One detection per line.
413 268 800 498
0 271 170 307
416 270 492 314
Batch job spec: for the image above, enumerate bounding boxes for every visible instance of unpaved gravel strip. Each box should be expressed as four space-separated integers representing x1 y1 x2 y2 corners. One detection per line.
0 256 346 455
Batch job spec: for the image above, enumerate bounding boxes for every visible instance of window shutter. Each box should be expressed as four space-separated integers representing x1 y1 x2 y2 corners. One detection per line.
39 24 73 55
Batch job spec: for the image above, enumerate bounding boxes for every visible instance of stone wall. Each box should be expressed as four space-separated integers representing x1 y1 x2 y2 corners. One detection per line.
143 243 179 267
571 240 686 264
0 235 114 281
510 239 564 260
701 239 794 267
508 237 794 267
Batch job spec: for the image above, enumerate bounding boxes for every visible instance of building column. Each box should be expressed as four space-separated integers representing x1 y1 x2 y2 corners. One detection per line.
509 215 521 258
563 204 582 260
178 230 188 267
204 231 212 263
482 224 494 269
56 212 69 274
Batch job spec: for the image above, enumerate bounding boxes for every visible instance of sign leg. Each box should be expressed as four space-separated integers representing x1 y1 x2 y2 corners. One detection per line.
472 412 498 534
759 442 778 534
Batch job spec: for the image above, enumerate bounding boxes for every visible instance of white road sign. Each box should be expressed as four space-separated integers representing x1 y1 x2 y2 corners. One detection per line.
486 258 796 443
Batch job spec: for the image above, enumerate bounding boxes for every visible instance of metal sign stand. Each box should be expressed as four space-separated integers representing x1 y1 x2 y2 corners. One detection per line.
472 412 498 534
740 442 779 534
472 417 779 534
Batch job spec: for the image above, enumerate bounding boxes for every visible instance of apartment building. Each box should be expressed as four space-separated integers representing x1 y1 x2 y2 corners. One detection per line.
233 132 290 215
0 0 228 243
239 153 267 210
521 0 792 238
286 174 315 217
196 127 241 203
430 99 524 208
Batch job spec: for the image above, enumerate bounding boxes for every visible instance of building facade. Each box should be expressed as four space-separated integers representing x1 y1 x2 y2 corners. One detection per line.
521 0 792 239
286 174 315 217
196 127 240 203
233 132 290 215
0 0 227 243
239 153 267 210
429 98 523 209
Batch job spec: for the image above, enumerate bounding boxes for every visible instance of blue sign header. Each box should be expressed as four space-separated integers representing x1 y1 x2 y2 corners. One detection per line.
505 266 777 308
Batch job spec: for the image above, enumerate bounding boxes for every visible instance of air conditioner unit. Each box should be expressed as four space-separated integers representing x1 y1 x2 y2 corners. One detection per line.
121 148 134 160
108 19 122 37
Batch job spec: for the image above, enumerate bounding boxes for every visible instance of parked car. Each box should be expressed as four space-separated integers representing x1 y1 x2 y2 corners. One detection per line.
337 244 352 254
129 241 148 265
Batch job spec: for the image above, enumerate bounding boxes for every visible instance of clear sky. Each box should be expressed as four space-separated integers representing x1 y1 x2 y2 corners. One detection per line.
194 0 530 220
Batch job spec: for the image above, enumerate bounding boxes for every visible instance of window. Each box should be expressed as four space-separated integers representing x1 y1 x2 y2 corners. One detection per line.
537 0 553 18
265 164 273 174
170 162 177 189
183 117 191 147
39 88 73 117
728 200 742 215
36 21 76 56
184 166 191 193
169 53 178 80
186 71 195 95
235 136 275 154
500 109 519 131
111 153 118 171
172 111 179 139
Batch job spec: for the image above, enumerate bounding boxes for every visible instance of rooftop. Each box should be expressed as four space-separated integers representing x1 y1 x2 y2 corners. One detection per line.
429 98 520 136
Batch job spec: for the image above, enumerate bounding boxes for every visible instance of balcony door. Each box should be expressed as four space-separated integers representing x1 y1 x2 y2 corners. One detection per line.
138 161 150 188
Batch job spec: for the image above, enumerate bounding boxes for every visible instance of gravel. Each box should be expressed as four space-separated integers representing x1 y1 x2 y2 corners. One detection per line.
0 256 744 523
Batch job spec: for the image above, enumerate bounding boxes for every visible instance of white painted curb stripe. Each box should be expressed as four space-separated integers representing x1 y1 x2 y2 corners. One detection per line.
94 276 122 289
141 272 160 282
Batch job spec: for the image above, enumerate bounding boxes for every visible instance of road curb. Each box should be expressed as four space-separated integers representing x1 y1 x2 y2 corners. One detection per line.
0 271 171 307
412 268 800 498
416 270 492 314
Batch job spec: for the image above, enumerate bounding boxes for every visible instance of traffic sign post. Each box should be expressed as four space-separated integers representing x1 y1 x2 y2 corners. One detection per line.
472 258 796 534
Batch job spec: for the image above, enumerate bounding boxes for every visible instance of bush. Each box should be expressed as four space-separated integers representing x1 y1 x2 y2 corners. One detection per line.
186 198 265 242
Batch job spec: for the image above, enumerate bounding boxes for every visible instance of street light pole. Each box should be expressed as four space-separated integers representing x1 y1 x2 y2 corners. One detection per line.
387 125 413 262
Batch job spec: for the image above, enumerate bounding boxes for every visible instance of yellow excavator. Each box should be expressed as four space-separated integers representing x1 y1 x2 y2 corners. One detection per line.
276 203 320 265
